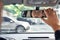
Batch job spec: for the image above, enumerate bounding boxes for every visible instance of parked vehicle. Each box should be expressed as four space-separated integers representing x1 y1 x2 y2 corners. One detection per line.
1 16 30 33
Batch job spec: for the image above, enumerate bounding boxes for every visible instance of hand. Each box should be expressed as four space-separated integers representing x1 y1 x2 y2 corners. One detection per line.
41 8 60 31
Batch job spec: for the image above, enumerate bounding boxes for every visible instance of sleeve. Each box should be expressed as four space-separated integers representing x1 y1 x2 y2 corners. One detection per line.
55 30 60 40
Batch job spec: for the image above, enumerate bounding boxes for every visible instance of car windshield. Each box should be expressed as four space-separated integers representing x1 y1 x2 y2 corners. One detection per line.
2 4 60 33
3 17 11 22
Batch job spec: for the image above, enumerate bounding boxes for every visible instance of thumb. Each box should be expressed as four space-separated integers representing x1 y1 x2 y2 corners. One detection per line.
41 18 48 23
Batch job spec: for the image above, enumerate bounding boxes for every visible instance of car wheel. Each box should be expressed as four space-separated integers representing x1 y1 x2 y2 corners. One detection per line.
0 37 6 40
16 25 26 33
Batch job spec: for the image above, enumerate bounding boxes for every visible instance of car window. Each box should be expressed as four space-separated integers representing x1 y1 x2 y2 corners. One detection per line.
3 17 12 22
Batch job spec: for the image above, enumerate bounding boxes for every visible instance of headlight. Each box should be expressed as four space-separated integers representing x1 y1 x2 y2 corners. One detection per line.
26 26 30 30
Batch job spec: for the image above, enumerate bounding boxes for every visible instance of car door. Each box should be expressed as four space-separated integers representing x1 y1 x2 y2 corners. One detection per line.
1 17 16 30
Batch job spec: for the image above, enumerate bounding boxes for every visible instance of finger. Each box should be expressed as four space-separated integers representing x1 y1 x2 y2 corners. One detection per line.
47 8 54 16
41 18 48 23
50 9 57 16
53 11 57 15
44 10 49 18
52 9 56 15
48 8 53 14
48 8 58 18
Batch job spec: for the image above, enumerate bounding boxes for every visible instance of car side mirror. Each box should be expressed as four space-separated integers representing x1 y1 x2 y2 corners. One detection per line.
10 20 14 23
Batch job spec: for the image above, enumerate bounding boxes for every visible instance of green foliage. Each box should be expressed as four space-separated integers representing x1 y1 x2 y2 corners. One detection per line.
4 4 35 18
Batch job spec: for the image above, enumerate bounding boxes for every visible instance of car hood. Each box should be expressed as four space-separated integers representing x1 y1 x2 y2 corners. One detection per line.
15 21 30 28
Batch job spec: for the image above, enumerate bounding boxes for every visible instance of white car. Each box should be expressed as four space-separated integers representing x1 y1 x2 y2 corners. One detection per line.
1 16 30 33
